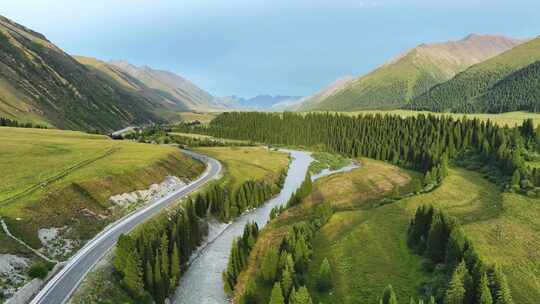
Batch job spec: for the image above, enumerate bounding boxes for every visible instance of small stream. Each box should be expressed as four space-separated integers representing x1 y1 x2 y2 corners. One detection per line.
172 150 359 304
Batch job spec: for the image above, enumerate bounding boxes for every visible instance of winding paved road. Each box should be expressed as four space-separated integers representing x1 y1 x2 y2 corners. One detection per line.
30 150 221 304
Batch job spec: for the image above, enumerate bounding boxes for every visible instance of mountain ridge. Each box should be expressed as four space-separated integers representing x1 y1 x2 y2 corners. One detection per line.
409 36 540 113
298 34 524 111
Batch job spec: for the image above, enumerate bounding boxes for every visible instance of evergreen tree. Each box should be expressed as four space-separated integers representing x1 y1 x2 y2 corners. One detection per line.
261 247 280 282
170 243 181 290
478 273 493 304
317 258 332 291
269 282 285 304
290 286 313 304
121 250 144 297
490 266 513 304
445 268 465 304
281 267 294 300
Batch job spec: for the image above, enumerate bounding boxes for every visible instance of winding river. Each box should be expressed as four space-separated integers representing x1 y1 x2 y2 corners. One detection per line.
172 150 358 304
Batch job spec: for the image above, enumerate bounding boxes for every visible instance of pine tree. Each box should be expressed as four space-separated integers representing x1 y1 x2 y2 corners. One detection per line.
261 247 280 282
154 257 164 303
121 250 144 297
426 212 452 263
170 243 181 290
281 267 293 300
290 286 313 304
478 272 493 304
445 268 465 304
317 258 332 291
269 282 285 304
490 266 513 304
144 260 154 294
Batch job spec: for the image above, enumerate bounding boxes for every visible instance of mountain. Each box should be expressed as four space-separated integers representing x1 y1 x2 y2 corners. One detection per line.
216 94 302 111
108 60 226 111
0 15 163 131
299 34 524 111
296 76 355 111
410 36 540 113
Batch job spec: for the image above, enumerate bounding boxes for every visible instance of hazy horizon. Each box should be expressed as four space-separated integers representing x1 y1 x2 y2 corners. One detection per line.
3 0 540 98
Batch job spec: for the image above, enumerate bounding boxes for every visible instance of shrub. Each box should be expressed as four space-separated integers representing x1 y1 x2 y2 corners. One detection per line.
28 261 51 279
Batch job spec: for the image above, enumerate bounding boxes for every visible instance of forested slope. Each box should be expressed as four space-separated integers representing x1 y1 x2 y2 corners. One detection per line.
474 60 540 112
410 37 540 113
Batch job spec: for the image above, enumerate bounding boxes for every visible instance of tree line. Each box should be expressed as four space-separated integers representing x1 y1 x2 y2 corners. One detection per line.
0 117 48 129
183 112 540 194
405 205 513 304
113 173 286 303
223 222 260 294
230 173 333 304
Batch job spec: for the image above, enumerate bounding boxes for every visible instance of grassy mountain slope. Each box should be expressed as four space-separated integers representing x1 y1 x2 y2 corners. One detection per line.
295 76 355 110
0 127 205 249
301 34 522 111
0 15 166 131
109 60 226 111
411 37 540 113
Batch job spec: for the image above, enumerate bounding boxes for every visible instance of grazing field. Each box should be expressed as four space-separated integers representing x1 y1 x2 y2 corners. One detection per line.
334 110 540 127
399 168 540 304
234 158 424 303
305 159 424 304
168 132 250 145
193 146 289 190
234 157 540 304
177 111 219 123
308 152 351 175
0 127 205 248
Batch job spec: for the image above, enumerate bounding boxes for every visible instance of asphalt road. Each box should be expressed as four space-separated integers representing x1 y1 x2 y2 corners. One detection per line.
30 150 221 304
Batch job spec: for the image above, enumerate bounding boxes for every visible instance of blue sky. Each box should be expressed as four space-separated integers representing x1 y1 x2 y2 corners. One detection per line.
3 0 540 97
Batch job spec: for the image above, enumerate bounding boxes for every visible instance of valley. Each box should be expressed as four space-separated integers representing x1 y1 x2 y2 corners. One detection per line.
1 5 540 304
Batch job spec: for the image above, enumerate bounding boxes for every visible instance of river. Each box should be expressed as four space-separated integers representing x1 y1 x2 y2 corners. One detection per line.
172 150 358 304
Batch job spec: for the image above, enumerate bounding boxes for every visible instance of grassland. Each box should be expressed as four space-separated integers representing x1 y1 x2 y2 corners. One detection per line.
398 168 540 303
177 111 219 124
192 146 289 190
0 127 205 249
308 152 351 175
235 157 540 304
168 132 250 145
234 158 424 303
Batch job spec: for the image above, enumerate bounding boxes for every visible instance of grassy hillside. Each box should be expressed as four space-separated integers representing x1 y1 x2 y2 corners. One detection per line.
233 157 539 303
109 60 226 111
0 15 168 131
233 159 424 303
300 34 522 111
0 127 204 249
411 37 540 113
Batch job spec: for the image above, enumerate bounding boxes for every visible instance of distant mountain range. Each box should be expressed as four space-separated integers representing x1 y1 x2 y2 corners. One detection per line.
297 34 526 112
216 94 303 111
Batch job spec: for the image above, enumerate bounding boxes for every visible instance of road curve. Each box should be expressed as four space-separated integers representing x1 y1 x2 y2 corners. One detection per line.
30 150 222 304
